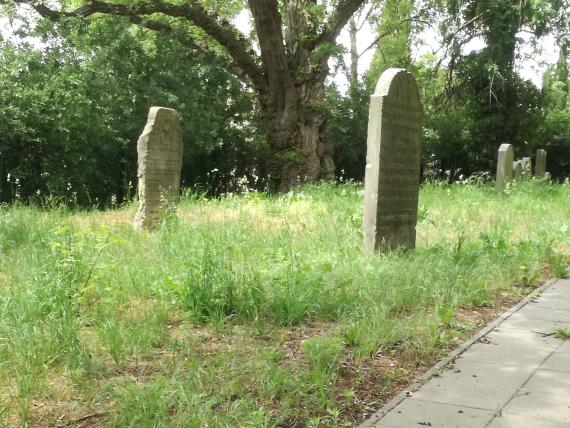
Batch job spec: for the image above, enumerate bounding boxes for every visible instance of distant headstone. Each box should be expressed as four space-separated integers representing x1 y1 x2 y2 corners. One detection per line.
545 172 552 182
535 149 547 179
513 161 523 181
134 107 184 231
496 144 514 189
363 68 423 251
521 157 532 180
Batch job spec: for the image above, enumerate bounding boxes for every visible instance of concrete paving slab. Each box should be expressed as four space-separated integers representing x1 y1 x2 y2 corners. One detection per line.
514 305 570 323
501 390 570 423
544 279 570 299
455 329 557 367
373 399 494 428
487 414 570 428
548 278 570 290
498 311 570 333
542 341 570 373
530 296 570 310
523 369 570 396
411 360 529 410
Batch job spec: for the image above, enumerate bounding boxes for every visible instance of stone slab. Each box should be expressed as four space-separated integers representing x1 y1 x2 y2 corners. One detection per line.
411 360 529 410
363 68 423 251
454 329 557 367
542 341 570 373
496 144 514 189
133 107 184 231
546 279 570 296
488 414 570 428
513 305 570 323
499 314 570 333
536 149 547 179
501 390 570 423
524 369 570 396
373 399 494 428
530 296 570 310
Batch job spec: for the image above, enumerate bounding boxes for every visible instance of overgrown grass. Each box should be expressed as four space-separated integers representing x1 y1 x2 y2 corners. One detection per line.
0 181 569 426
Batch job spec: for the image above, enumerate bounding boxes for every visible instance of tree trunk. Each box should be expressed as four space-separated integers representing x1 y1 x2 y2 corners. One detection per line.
263 80 334 192
349 17 359 85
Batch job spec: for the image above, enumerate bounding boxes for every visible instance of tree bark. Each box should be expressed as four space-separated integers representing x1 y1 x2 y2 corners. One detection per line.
263 79 334 192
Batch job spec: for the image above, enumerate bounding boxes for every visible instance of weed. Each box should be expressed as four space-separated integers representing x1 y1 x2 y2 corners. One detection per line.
555 328 570 339
437 305 456 328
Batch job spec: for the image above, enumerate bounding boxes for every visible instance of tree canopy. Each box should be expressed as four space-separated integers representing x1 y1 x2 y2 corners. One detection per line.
0 0 569 203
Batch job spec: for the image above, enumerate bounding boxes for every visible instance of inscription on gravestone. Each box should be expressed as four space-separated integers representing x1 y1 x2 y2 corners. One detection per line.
496 144 514 189
535 149 547 179
134 107 184 230
363 68 423 251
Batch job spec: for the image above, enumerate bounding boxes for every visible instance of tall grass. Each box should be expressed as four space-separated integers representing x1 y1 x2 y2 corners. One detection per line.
0 181 568 426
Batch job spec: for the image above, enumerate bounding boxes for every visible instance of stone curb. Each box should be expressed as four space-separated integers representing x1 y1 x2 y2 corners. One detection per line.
358 276 562 428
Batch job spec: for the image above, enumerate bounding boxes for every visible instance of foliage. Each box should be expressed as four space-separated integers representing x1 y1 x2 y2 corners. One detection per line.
326 82 369 181
537 39 570 178
0 17 264 205
366 0 415 89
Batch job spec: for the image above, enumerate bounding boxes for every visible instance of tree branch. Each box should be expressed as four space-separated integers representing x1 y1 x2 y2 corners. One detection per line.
356 4 374 32
248 0 291 110
26 0 267 93
317 0 367 47
356 14 429 59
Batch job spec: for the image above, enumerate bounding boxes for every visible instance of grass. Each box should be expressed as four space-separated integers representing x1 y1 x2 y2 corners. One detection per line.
0 180 569 426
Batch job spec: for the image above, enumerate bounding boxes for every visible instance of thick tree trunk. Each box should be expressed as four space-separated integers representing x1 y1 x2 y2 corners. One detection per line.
264 80 334 192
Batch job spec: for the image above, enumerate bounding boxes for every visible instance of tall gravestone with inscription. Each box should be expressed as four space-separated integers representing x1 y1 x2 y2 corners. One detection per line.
496 144 514 189
134 107 184 231
363 68 423 251
535 149 547 179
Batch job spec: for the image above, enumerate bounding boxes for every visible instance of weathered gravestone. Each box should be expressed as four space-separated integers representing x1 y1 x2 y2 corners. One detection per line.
496 144 514 189
521 157 532 180
535 149 547 179
545 172 552 181
363 68 423 251
133 107 184 231
513 161 523 181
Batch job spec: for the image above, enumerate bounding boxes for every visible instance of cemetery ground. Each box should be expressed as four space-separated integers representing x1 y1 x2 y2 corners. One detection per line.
0 181 569 427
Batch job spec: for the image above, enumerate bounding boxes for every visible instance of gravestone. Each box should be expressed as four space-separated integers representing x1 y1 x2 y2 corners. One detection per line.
513 161 523 181
496 144 514 189
133 107 184 231
545 172 552 181
521 157 532 180
363 68 423 251
535 149 547 179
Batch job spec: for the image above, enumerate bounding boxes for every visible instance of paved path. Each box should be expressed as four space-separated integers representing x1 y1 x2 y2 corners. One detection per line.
361 278 570 428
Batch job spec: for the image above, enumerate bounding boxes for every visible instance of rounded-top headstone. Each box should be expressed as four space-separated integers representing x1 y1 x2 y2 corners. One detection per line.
363 68 423 251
